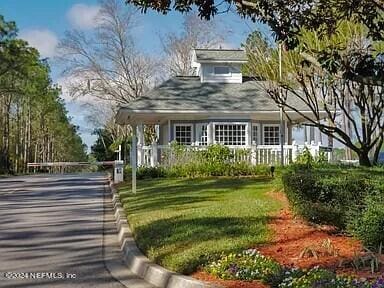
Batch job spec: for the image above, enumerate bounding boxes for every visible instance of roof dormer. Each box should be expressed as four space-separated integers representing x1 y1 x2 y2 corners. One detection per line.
191 49 247 83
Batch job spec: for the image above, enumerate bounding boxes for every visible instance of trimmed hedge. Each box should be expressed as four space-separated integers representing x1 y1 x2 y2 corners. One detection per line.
348 195 384 248
282 165 384 248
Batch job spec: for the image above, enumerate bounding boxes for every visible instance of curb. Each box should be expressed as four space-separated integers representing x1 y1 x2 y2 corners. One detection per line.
108 180 221 288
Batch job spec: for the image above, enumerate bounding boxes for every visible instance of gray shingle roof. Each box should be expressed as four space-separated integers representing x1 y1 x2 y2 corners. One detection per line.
194 49 247 62
119 77 308 112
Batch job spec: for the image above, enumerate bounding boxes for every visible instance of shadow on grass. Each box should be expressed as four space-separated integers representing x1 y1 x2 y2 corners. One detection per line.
120 177 273 214
133 214 274 274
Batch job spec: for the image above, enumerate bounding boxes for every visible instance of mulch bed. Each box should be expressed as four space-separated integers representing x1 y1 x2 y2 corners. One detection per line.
192 191 384 287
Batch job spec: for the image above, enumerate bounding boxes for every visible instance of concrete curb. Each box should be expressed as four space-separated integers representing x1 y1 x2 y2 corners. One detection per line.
108 180 221 288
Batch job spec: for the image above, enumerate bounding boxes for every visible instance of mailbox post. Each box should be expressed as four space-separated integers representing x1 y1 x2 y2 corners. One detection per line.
114 160 124 183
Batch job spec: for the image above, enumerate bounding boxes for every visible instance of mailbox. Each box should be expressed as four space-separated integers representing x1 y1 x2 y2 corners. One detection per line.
114 160 124 183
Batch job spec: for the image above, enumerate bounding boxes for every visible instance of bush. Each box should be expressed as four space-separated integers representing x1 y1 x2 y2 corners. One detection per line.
282 165 381 229
348 195 384 248
278 267 370 288
125 144 272 179
206 250 374 288
205 249 281 283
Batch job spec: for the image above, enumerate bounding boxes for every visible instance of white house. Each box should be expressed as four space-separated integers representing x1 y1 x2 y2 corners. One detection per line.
116 49 329 167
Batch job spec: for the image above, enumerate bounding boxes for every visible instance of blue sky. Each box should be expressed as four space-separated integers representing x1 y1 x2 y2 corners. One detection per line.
0 0 268 149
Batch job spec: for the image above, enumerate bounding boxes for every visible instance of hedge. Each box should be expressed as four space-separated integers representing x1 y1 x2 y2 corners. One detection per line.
282 165 384 248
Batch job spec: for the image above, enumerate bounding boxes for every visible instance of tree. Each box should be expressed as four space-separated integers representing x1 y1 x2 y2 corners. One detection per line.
161 12 227 76
0 15 87 174
242 30 272 76
125 0 383 47
124 0 383 166
246 21 383 166
86 103 131 161
57 0 160 105
91 128 116 161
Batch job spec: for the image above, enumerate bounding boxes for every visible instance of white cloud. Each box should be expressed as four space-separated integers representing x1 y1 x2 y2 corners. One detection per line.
57 75 103 149
19 29 58 58
67 3 101 30
57 75 101 105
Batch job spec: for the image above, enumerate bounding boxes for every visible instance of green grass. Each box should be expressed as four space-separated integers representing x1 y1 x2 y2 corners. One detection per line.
118 177 283 274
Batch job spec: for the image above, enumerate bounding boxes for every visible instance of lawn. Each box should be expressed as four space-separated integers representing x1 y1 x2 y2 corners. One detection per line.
118 177 283 274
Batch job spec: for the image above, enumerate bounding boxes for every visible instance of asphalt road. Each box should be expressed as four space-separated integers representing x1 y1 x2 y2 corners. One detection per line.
0 173 144 288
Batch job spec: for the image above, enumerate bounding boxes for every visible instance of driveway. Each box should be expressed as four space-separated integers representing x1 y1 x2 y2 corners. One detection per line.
0 174 152 288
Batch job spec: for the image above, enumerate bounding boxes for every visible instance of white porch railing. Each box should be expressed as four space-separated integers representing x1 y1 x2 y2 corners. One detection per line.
137 141 326 167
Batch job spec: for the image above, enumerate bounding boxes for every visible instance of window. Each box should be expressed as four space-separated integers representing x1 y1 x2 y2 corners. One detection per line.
263 125 280 145
252 124 259 145
196 124 208 146
174 124 192 145
214 124 246 146
214 66 230 75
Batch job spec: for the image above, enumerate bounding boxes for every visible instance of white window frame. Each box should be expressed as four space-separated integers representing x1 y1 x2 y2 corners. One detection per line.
213 66 230 75
196 123 208 146
213 122 249 147
174 123 194 145
263 124 280 145
251 123 261 145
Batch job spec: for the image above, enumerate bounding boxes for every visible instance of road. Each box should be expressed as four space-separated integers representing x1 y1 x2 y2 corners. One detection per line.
0 174 151 288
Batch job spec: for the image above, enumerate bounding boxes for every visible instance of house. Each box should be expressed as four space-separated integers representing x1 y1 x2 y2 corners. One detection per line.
116 49 329 167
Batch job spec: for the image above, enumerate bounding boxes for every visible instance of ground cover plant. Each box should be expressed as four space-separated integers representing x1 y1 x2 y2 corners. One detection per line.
118 177 282 274
206 249 384 288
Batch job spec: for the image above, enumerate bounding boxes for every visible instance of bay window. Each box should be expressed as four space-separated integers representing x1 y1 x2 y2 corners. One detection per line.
214 124 246 146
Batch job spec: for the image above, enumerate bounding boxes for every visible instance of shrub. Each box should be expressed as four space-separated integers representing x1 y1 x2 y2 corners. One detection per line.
348 195 384 248
125 144 272 179
282 166 380 229
278 267 371 288
137 166 167 179
295 147 328 167
205 250 373 288
205 249 281 282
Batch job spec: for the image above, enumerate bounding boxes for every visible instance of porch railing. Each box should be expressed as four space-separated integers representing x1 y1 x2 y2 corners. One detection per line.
137 141 328 167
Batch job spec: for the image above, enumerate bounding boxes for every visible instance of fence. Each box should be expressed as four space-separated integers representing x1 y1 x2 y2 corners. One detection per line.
136 141 330 167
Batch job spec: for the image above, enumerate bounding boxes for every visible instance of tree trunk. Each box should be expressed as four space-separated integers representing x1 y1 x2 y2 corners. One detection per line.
373 136 383 165
358 151 372 167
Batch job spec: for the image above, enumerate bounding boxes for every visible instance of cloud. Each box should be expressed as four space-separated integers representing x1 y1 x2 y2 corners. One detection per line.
57 75 102 149
19 29 58 58
57 75 101 105
67 3 101 30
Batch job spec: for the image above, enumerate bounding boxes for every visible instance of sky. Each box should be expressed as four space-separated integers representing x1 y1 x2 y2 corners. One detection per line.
0 0 269 150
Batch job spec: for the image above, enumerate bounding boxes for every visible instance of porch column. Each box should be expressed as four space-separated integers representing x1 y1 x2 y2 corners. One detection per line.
207 122 214 145
287 122 293 145
137 123 144 166
292 140 299 162
287 122 293 163
131 124 137 194
168 120 172 143
246 122 252 146
155 124 160 141
150 141 158 167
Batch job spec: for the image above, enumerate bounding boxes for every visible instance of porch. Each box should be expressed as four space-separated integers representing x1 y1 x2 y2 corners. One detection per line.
138 141 329 167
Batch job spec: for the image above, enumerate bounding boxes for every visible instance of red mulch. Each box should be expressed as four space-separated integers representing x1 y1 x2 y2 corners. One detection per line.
260 191 384 280
191 191 384 287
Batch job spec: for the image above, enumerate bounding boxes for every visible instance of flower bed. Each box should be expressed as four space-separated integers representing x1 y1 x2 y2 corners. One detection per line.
205 249 384 288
